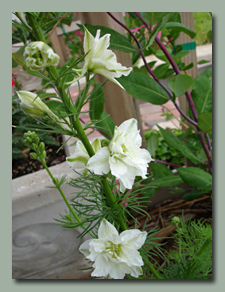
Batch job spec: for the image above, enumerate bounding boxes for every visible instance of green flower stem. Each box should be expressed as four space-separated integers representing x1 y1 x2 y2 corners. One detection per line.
26 13 46 42
142 253 162 279
147 263 163 280
56 81 128 232
101 178 128 231
40 157 96 238
27 15 128 234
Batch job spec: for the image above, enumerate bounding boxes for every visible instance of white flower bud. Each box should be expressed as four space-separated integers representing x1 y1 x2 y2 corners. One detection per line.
24 41 60 70
17 91 60 122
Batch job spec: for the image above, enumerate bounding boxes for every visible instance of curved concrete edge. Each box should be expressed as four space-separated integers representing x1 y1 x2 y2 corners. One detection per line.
12 161 77 217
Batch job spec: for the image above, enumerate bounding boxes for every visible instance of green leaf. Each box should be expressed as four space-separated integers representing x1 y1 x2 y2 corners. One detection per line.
150 174 184 188
78 24 135 53
146 13 172 49
169 188 185 194
38 93 58 100
165 22 196 39
94 111 115 139
181 62 194 71
191 68 212 114
153 63 169 78
182 190 208 201
59 55 85 76
12 53 27 67
198 112 212 134
140 12 170 25
177 167 212 191
117 72 170 105
44 100 67 118
22 68 50 81
12 46 25 68
158 126 203 164
150 162 173 180
146 133 158 157
198 60 210 65
89 83 105 121
154 63 174 79
167 74 194 97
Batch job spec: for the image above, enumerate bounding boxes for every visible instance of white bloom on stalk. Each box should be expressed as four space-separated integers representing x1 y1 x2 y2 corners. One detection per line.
71 27 132 89
79 218 147 279
17 91 60 122
87 118 153 192
66 139 101 173
24 41 60 70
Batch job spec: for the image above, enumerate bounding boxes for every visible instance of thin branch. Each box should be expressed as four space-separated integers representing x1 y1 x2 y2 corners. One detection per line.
154 159 183 168
161 105 190 130
46 12 68 44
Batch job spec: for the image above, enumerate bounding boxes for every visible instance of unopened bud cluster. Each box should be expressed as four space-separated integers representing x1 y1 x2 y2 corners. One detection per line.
24 131 46 161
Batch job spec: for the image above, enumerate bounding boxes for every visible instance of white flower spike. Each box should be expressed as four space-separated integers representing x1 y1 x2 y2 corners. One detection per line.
79 219 147 279
87 118 153 192
71 27 132 89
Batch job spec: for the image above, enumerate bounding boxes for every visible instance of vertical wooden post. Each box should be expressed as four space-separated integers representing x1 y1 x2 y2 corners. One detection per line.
79 12 145 143
176 13 198 166
175 12 198 123
50 30 66 67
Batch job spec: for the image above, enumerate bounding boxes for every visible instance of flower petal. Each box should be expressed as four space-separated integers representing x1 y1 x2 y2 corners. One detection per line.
91 138 101 153
128 266 143 278
119 247 144 267
79 239 92 258
109 155 128 177
91 254 112 278
118 118 142 147
90 238 106 253
98 219 119 239
66 141 89 170
120 230 147 250
87 147 110 175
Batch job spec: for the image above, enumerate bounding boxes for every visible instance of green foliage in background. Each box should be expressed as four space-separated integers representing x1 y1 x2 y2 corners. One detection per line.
193 12 212 46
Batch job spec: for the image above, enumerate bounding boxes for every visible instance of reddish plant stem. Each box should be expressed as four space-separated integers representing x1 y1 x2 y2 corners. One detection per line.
154 159 182 168
133 12 212 169
107 12 198 128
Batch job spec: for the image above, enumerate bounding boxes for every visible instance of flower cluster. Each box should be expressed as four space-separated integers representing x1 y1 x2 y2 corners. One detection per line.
67 118 152 192
24 41 60 71
79 219 147 279
71 27 132 89
88 118 152 192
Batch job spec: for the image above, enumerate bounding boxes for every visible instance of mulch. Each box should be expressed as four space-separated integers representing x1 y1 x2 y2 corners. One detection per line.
128 194 212 269
12 133 66 179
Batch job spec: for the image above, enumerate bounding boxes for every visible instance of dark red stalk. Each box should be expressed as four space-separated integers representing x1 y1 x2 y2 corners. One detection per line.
133 12 212 169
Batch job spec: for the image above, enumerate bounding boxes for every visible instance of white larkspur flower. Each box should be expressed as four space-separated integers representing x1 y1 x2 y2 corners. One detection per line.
87 118 153 192
79 218 147 279
70 27 132 89
17 91 60 122
66 138 102 173
24 41 60 70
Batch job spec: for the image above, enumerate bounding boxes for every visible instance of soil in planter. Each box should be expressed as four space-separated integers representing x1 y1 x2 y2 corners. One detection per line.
12 133 66 179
